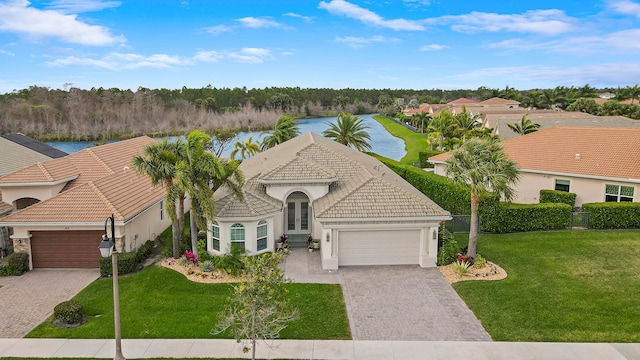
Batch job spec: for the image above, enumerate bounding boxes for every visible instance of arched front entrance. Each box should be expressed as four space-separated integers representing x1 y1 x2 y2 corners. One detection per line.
285 191 311 242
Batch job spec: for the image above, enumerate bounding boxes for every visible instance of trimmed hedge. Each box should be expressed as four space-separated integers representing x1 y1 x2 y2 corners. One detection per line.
54 300 83 324
540 189 577 207
481 202 572 233
0 252 29 276
100 240 156 277
582 202 640 229
418 150 443 168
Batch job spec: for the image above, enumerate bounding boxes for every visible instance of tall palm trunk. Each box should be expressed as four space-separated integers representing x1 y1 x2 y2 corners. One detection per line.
468 192 480 262
171 217 181 259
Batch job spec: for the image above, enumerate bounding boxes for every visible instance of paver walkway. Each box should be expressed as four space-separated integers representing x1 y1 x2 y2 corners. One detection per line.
0 269 100 338
283 247 490 341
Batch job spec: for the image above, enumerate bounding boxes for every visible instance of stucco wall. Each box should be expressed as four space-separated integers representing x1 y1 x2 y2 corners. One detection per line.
209 215 278 255
124 200 172 252
1 183 68 205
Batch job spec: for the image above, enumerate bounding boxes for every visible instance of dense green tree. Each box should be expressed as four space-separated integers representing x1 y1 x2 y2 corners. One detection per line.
428 110 456 151
323 112 372 151
175 130 244 256
444 138 519 261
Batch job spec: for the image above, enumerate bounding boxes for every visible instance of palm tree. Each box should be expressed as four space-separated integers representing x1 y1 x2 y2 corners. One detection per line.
175 130 244 256
230 136 261 160
629 84 640 104
444 138 519 262
428 110 456 151
453 106 481 141
322 112 372 151
261 115 300 150
506 115 541 135
412 111 432 133
133 138 186 258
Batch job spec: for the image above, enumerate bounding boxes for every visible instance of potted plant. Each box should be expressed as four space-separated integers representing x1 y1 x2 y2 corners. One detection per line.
313 239 320 249
307 243 314 252
277 233 289 251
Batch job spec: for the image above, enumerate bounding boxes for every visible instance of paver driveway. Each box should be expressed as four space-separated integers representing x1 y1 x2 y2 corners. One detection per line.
284 248 491 341
0 269 99 338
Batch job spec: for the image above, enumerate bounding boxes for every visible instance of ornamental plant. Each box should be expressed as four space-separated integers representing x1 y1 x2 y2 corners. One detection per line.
184 250 198 264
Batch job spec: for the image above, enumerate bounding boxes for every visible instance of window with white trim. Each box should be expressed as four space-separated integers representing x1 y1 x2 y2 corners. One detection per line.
257 221 267 251
160 200 165 220
230 223 245 250
555 179 570 192
605 184 634 202
211 221 220 251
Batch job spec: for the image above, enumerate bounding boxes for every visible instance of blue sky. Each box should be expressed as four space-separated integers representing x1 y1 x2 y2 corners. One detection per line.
1 0 639 93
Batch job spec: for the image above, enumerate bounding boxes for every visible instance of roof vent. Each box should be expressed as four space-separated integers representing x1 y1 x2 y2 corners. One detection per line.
123 166 129 172
575 153 581 159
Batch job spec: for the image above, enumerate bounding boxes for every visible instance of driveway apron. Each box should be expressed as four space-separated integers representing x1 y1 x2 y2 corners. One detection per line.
0 269 99 338
285 248 491 341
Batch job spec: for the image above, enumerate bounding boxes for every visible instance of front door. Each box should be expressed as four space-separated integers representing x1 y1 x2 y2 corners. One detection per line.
286 192 310 237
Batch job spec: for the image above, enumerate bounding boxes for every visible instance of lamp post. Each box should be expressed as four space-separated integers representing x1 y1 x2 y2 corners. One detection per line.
98 213 125 360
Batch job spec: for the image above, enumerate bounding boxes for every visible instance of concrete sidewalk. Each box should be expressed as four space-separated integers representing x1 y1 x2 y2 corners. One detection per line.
1 339 639 359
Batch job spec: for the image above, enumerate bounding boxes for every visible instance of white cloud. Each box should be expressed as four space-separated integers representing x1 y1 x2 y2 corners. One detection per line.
451 63 640 87
318 0 425 31
609 0 640 17
284 12 313 22
193 50 223 62
490 29 640 54
0 0 124 46
0 49 15 56
335 35 398 48
46 0 121 13
419 44 446 51
48 52 190 69
227 48 273 63
438 9 575 35
403 0 430 8
205 25 233 35
236 16 284 29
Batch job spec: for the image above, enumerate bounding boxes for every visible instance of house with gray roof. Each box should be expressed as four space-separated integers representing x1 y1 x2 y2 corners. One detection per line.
210 132 450 270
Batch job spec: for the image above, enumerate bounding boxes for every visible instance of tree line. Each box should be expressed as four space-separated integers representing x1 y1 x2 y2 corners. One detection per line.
1 84 638 140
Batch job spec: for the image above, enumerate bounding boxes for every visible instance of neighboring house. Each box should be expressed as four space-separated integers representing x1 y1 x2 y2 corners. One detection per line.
478 97 521 108
446 97 478 106
0 137 170 269
209 132 450 270
429 126 640 207
488 113 640 140
0 134 67 248
403 103 433 116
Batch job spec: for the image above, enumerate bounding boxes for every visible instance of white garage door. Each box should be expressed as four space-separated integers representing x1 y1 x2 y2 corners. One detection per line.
338 229 421 266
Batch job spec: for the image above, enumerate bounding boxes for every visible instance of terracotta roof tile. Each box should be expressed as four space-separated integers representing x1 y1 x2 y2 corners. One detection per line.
480 97 521 105
447 98 478 105
430 126 640 181
0 137 165 224
259 156 336 182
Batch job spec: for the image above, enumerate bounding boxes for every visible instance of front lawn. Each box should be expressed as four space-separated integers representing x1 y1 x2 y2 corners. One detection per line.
372 115 428 164
454 229 640 342
27 265 350 340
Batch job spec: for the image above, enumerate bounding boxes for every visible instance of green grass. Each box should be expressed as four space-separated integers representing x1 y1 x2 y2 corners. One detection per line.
27 265 350 340
453 229 640 342
372 115 428 164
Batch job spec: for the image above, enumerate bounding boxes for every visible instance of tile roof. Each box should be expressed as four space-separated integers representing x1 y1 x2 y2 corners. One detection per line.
259 156 336 183
429 126 640 181
0 137 165 224
447 98 478 106
0 192 11 215
215 132 449 220
479 97 521 105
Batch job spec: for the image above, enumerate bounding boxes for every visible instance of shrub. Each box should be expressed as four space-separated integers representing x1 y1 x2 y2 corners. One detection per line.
53 300 83 324
540 190 577 207
582 202 640 229
418 150 443 168
437 240 459 266
184 250 198 264
480 202 572 233
134 240 156 264
197 239 214 262
100 252 138 277
7 252 29 274
473 254 487 269
216 245 247 276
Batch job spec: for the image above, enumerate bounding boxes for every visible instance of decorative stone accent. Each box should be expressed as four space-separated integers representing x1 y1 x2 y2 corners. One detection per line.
12 236 30 253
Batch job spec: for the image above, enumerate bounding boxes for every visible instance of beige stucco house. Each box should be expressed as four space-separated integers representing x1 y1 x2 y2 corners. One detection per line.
0 137 171 269
429 126 640 207
209 132 451 270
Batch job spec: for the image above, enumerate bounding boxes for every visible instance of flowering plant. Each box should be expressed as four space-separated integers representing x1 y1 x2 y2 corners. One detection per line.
306 234 313 246
279 233 288 242
183 250 198 264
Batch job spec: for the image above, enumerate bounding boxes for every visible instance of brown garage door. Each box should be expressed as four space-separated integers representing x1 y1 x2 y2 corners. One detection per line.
30 230 104 268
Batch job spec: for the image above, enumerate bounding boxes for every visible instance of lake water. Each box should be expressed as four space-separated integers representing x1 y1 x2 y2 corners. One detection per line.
47 114 406 160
